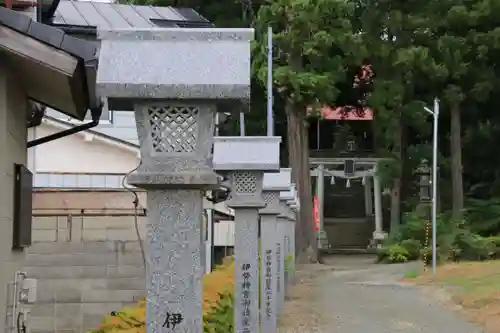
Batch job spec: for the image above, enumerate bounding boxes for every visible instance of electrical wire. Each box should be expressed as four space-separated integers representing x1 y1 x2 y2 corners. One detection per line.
121 162 147 273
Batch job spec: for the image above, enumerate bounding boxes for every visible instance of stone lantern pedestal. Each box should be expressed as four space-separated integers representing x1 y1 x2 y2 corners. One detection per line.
259 169 291 333
96 27 253 333
213 136 281 333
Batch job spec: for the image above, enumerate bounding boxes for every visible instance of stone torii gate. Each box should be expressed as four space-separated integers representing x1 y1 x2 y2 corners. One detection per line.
311 157 387 249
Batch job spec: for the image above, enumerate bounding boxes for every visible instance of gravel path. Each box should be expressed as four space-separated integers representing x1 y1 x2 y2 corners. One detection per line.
317 255 485 333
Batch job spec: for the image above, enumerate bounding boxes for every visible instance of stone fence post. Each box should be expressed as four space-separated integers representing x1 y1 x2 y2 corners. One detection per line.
213 136 280 333
259 169 292 332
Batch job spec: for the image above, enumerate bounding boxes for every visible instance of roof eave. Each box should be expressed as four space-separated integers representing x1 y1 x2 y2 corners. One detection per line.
0 7 100 120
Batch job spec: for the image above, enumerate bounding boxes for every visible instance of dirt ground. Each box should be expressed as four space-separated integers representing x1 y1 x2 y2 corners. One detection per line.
277 264 333 333
411 261 500 333
278 256 485 333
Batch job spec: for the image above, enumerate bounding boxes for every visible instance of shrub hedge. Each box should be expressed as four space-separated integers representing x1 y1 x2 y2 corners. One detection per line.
89 261 235 333
378 211 500 263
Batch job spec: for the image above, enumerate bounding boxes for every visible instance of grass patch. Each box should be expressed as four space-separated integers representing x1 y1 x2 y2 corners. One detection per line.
416 260 500 332
403 269 420 279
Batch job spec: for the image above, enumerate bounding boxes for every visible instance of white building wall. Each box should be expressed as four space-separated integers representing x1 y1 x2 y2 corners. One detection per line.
28 123 139 174
214 221 235 246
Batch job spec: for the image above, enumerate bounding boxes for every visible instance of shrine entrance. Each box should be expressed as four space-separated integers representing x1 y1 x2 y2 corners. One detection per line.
311 158 386 250
307 107 384 251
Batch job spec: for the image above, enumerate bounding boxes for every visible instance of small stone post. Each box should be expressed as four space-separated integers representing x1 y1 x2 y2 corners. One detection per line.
259 169 291 333
96 27 253 333
213 136 281 333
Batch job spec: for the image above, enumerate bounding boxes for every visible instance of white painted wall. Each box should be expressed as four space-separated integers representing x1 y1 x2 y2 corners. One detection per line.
214 221 235 246
28 122 139 174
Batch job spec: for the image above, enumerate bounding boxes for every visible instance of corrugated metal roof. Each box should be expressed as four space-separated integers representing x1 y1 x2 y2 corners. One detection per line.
51 1 207 28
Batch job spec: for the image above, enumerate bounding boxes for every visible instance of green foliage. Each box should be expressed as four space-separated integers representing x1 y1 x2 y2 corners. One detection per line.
486 236 500 258
377 244 410 264
203 291 234 333
404 269 420 279
453 232 496 261
380 210 500 263
466 197 500 236
400 239 421 261
253 0 365 107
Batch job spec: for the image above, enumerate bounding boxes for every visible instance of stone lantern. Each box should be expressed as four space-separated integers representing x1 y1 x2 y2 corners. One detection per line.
416 159 432 218
417 159 431 202
213 136 281 333
96 27 253 333
259 168 291 332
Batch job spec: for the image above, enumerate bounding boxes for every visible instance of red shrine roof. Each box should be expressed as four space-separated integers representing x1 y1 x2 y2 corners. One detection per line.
312 64 374 120
320 106 373 120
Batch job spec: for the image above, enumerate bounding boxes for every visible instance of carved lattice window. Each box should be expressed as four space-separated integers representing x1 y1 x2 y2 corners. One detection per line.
263 191 279 204
147 105 198 153
234 172 257 193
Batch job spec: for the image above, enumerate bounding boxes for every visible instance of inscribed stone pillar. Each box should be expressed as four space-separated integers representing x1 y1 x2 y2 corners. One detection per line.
275 212 287 315
284 198 297 291
213 137 281 333
286 196 299 281
96 27 253 333
259 169 291 333
259 192 279 333
277 186 294 314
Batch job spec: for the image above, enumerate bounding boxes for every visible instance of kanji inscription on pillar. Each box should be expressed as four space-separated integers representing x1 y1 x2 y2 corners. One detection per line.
264 250 273 318
241 263 252 333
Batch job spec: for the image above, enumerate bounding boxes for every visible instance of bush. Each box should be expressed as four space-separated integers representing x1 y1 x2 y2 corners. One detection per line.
203 291 234 333
454 232 496 261
466 198 500 236
202 262 234 314
486 235 500 258
89 260 235 333
377 244 410 263
420 246 456 265
400 239 421 260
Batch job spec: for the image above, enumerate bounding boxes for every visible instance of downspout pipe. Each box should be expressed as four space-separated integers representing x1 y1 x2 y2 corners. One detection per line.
27 106 102 148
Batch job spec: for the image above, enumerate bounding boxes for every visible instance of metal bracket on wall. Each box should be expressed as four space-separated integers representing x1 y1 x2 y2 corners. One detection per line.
27 105 103 148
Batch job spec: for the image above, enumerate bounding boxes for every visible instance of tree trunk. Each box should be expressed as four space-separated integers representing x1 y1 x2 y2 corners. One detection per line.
285 100 304 259
390 118 402 231
450 103 464 218
285 100 317 264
